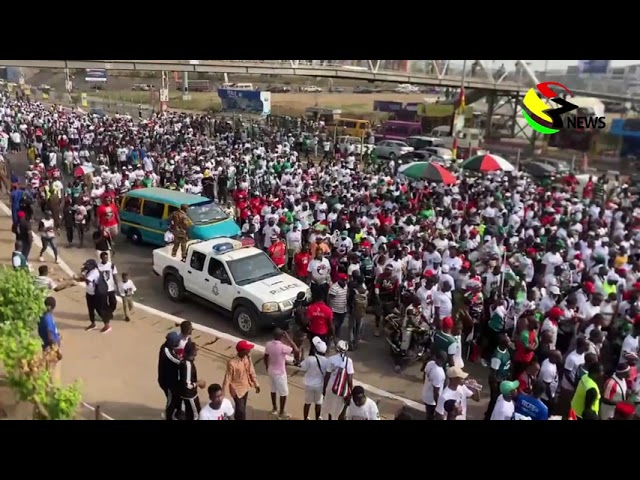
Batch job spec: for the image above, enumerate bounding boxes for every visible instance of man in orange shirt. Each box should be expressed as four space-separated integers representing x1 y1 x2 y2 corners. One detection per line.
222 340 261 421
268 234 287 269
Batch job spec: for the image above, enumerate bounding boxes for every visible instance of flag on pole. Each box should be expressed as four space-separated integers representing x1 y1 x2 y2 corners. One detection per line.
458 87 466 113
451 136 458 160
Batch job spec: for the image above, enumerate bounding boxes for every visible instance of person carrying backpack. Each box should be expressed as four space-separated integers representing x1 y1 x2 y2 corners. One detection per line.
76 259 112 333
322 340 354 420
350 284 369 351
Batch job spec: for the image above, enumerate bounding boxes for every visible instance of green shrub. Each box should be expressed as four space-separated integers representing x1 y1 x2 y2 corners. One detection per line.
0 268 81 420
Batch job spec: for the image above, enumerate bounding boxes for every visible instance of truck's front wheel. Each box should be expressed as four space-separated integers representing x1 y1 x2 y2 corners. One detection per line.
233 306 258 338
164 274 185 302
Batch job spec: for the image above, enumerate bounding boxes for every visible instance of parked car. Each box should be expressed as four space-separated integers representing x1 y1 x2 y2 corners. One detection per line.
405 136 445 150
421 147 454 161
266 85 291 93
522 161 556 178
353 85 372 94
535 157 571 175
399 151 431 163
132 83 153 92
329 86 345 93
375 140 413 159
300 85 323 93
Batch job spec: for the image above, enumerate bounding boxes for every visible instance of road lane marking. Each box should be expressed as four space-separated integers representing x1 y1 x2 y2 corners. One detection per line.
0 202 424 414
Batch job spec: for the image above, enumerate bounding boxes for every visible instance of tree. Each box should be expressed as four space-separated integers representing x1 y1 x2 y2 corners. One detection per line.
0 268 81 420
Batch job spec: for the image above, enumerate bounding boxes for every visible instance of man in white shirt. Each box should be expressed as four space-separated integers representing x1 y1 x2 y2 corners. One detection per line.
490 380 519 420
345 385 380 420
620 323 640 364
539 350 561 407
422 351 447 420
98 252 118 325
199 383 235 420
435 366 481 420
541 246 563 276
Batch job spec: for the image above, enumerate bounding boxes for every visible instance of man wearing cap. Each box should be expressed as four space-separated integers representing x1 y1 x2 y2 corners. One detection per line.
157 332 182 420
299 336 330 420
432 316 456 368
485 333 512 420
489 380 519 420
323 340 354 420
222 340 260 421
435 366 480 420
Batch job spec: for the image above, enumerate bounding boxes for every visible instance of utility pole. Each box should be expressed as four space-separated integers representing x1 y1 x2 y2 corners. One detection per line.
182 71 190 101
160 71 169 112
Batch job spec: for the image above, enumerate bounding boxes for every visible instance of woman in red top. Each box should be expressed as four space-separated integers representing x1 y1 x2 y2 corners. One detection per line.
513 316 539 378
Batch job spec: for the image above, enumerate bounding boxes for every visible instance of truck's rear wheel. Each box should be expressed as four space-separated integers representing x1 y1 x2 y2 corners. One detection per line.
164 274 185 302
233 306 258 338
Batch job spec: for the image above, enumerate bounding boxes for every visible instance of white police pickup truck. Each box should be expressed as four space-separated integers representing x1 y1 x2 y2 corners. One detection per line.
152 238 311 337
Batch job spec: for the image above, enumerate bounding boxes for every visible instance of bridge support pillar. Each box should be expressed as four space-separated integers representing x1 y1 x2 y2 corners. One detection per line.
485 93 496 139
510 93 520 138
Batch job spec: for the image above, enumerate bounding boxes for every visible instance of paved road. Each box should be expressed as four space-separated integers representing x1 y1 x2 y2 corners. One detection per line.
0 214 419 420
6 152 492 419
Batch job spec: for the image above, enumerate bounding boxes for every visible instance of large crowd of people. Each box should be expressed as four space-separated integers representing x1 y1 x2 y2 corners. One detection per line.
3 88 640 420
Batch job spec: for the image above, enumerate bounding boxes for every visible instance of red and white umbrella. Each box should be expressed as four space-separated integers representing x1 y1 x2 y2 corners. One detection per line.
461 153 514 172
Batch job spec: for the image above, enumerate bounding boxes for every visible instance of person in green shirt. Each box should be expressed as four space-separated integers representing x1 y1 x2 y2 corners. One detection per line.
484 333 512 420
431 316 456 368
141 175 153 188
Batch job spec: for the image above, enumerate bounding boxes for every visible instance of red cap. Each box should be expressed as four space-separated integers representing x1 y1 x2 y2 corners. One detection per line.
236 340 255 352
442 317 454 330
549 306 563 319
423 269 436 277
573 252 582 259
615 402 636 417
361 240 372 248
584 281 596 294
337 273 348 281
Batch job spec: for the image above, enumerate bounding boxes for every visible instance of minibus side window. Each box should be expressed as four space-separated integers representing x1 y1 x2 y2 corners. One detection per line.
123 197 141 214
142 200 165 219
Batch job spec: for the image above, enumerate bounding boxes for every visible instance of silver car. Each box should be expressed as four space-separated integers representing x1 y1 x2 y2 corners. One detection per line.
374 140 414 160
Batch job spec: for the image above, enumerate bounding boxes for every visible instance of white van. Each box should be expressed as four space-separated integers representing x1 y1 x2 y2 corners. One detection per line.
429 126 483 150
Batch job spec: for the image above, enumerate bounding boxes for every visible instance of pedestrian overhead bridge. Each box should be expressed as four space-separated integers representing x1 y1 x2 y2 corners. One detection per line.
2 59 638 104
0 59 529 94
